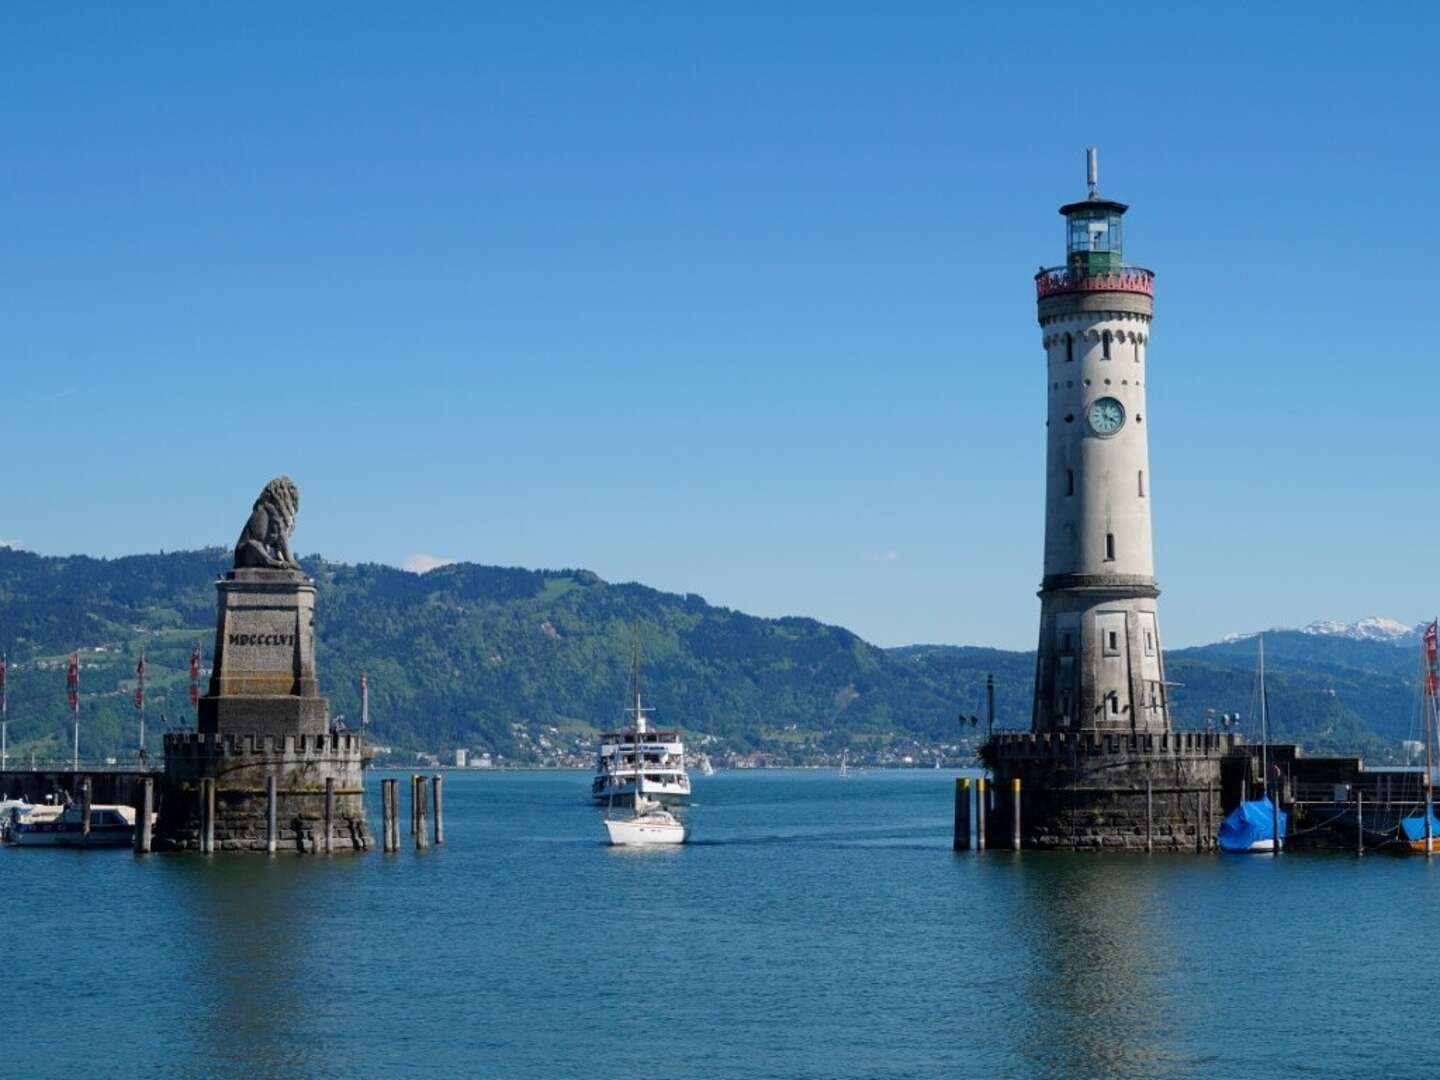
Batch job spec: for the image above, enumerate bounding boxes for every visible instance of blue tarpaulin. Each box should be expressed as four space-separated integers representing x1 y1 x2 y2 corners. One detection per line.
1217 797 1288 853
1399 811 1440 842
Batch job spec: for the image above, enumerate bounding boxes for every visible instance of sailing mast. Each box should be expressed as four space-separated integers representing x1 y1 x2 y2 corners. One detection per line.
1425 620 1438 855
1259 637 1279 854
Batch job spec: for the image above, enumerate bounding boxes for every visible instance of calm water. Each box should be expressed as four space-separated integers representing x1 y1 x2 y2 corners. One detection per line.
3 769 1436 1078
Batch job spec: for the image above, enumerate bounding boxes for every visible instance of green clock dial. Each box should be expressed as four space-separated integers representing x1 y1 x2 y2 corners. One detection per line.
1087 397 1125 436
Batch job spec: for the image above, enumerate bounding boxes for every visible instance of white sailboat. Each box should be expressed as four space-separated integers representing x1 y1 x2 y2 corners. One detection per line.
604 630 687 847
839 749 849 778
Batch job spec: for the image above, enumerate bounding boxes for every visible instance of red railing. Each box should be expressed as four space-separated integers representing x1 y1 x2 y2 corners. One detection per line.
1035 265 1154 299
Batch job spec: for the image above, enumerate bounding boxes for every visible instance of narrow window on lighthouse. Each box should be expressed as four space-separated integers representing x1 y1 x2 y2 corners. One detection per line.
1067 469 1074 496
1102 332 1111 360
1065 333 1074 362
1105 533 1116 561
1138 469 1145 497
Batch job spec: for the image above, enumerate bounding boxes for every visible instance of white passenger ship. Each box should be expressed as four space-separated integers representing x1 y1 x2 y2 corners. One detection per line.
592 721 691 804
592 637 691 805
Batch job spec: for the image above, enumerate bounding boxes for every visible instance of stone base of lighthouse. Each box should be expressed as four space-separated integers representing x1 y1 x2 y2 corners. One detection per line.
982 730 1244 851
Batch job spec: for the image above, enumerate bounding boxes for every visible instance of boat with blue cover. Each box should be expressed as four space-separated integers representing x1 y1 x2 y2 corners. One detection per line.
1219 636 1287 853
1218 797 1288 854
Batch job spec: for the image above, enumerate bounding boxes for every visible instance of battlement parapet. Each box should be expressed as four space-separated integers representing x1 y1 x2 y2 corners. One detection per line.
163 731 363 759
989 729 1242 761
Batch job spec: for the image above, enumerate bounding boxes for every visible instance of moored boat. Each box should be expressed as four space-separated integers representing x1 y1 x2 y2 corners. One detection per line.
1398 620 1440 853
1219 635 1287 853
7 802 136 847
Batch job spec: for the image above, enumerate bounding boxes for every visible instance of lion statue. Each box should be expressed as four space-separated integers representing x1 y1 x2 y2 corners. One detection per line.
234 476 302 570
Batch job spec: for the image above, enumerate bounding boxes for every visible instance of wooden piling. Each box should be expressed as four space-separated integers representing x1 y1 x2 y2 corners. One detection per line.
266 775 278 854
135 777 153 854
953 778 971 851
380 779 396 851
410 774 419 835
1356 790 1364 856
432 774 444 845
1206 781 1214 852
975 778 987 851
1010 778 1022 851
81 777 93 842
414 774 429 850
1145 779 1153 853
324 777 334 854
200 777 215 854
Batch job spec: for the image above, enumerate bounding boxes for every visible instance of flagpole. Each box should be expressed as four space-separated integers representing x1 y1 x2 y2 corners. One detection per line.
137 649 146 765
1 650 8 773
70 651 80 774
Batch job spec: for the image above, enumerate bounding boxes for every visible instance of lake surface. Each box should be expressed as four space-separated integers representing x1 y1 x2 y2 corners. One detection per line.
3 768 1436 1078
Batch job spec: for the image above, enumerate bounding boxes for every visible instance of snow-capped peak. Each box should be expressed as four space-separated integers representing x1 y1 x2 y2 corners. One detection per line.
1299 616 1421 643
1221 616 1424 645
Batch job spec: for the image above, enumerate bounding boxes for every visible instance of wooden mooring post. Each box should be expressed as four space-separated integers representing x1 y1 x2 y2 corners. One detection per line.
1145 779 1153 853
1356 790 1364 856
953 778 971 851
975 778 987 851
323 777 335 854
200 777 215 854
134 777 153 854
81 777 93 842
381 778 398 852
410 774 420 836
266 775 278 853
414 774 429 851
1010 778 1022 851
432 774 444 845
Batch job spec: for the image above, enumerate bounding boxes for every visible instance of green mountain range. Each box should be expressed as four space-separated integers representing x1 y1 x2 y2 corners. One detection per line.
0 547 1425 765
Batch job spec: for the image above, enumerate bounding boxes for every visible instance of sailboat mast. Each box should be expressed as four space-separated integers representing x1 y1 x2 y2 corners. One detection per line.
1425 620 1437 854
1259 636 1269 800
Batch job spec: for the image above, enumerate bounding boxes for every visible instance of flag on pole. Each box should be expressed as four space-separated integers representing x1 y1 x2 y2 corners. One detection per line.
189 643 201 707
1426 621 1438 696
134 652 146 711
67 652 79 711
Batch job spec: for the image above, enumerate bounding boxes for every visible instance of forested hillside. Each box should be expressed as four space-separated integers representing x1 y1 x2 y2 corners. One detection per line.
0 547 1422 764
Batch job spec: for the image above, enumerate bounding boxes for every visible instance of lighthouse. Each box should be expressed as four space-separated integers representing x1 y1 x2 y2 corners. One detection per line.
1032 148 1167 736
982 150 1239 851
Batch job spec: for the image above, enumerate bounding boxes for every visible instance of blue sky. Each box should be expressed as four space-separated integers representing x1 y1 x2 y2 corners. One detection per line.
2 3 1437 649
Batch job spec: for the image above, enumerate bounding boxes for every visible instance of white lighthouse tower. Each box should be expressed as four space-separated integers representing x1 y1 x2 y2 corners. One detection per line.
1032 149 1168 735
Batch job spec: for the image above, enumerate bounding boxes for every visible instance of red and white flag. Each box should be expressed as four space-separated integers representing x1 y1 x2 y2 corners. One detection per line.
134 652 146 711
1426 621 1439 696
66 653 79 711
189 643 202 707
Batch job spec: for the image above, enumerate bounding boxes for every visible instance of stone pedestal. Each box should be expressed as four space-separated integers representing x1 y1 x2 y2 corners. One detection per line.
156 568 369 852
984 730 1243 851
200 568 326 737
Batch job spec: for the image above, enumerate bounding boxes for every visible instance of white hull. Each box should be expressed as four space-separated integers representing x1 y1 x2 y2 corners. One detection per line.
6 804 136 847
1228 838 1280 854
604 815 688 846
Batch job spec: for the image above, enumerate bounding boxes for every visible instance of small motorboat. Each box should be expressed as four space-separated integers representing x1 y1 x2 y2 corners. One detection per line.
7 802 136 847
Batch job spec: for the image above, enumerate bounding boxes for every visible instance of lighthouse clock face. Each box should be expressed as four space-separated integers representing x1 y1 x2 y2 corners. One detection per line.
1087 397 1125 436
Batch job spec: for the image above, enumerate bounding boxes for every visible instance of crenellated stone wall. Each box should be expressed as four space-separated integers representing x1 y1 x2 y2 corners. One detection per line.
985 730 1244 851
157 731 368 852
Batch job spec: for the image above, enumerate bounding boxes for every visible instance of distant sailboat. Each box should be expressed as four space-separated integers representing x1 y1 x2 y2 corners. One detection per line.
604 628 687 847
839 749 848 779
1218 635 1287 853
